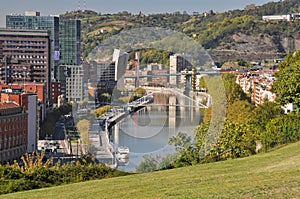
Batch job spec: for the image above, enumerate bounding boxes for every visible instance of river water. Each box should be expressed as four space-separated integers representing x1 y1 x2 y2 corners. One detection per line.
111 93 203 172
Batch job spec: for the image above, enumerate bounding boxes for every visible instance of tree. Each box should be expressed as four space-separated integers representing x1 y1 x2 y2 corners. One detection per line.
272 59 300 110
77 119 91 151
222 73 250 105
226 100 255 123
210 120 256 160
198 76 208 91
263 113 300 150
249 102 283 140
101 93 111 104
136 155 158 173
168 132 191 153
92 105 112 117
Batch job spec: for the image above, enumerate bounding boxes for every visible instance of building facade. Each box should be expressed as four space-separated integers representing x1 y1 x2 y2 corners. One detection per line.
6 12 59 80
6 12 81 83
0 102 27 164
0 82 46 121
0 28 51 99
50 81 61 105
0 90 38 153
58 65 83 103
236 73 276 106
169 54 192 86
59 19 81 66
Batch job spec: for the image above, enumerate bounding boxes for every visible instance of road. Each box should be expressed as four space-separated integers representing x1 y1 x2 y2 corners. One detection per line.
89 120 116 167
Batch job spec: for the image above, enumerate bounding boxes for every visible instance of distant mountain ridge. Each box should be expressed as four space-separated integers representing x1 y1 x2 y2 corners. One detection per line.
61 0 300 63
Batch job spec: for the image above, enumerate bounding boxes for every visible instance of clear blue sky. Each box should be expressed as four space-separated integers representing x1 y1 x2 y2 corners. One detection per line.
0 0 279 27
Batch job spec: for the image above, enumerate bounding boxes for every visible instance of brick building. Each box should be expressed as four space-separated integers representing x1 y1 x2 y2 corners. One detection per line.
0 102 27 164
0 89 39 154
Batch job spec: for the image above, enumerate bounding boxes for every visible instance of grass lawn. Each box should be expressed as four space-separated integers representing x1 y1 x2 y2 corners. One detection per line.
2 142 300 198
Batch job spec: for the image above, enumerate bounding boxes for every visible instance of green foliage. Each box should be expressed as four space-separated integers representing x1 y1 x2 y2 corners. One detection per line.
41 103 72 136
136 155 158 173
226 100 255 123
134 87 146 97
137 132 194 172
168 132 191 152
92 105 112 117
76 119 91 150
264 113 300 150
215 120 256 159
129 49 171 66
249 102 283 137
222 73 250 105
198 76 208 90
0 156 129 195
58 0 300 64
272 53 300 108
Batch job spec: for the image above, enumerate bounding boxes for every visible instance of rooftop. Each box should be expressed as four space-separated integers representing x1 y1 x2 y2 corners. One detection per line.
0 101 19 109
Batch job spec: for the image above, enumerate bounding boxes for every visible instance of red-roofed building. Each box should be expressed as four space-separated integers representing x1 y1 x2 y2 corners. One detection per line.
0 83 46 121
0 82 46 104
0 89 39 158
0 102 27 164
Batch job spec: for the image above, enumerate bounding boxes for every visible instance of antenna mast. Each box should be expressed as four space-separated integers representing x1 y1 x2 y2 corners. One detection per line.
78 0 81 11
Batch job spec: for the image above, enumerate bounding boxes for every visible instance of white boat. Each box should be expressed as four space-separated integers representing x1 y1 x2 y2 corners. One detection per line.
116 146 130 159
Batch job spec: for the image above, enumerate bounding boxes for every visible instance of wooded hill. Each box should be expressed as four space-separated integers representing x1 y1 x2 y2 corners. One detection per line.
61 0 300 63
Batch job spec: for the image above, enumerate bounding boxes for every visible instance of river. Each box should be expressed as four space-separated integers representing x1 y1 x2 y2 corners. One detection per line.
111 92 203 172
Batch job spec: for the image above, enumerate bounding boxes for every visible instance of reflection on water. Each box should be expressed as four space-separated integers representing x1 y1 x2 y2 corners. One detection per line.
112 93 203 172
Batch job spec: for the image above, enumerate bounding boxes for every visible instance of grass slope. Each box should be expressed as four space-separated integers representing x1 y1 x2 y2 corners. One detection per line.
2 142 300 198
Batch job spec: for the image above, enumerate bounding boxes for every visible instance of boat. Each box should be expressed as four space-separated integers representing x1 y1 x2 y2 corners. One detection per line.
116 146 130 159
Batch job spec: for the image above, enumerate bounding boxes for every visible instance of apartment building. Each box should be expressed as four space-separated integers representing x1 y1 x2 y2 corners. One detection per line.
0 28 50 99
0 102 27 164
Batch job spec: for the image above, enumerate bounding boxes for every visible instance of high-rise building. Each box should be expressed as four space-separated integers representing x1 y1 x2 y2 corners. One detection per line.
58 65 83 103
6 13 59 80
0 28 51 99
59 19 81 66
82 49 128 105
169 54 192 86
6 12 81 81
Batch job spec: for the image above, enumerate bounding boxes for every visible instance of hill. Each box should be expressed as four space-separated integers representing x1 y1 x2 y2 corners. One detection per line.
3 142 300 198
61 0 300 63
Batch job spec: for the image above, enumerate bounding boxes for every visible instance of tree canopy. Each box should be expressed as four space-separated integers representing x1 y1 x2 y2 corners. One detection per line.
272 51 300 110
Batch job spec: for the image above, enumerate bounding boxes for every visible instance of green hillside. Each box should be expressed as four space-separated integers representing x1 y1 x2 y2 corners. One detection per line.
62 0 300 62
3 142 300 198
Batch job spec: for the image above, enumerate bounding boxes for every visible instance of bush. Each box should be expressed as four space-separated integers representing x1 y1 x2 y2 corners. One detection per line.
0 158 130 195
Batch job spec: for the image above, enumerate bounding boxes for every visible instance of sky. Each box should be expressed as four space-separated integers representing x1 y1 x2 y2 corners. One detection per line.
0 0 279 27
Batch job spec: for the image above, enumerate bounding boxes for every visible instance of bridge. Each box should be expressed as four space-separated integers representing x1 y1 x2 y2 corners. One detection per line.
142 87 210 109
126 92 154 108
100 88 209 130
123 71 221 78
100 93 154 130
91 87 210 167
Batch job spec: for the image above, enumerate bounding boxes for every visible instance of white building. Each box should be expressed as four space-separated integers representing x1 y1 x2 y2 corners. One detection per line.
262 15 291 21
27 94 37 153
282 103 297 114
113 49 129 88
169 54 192 86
